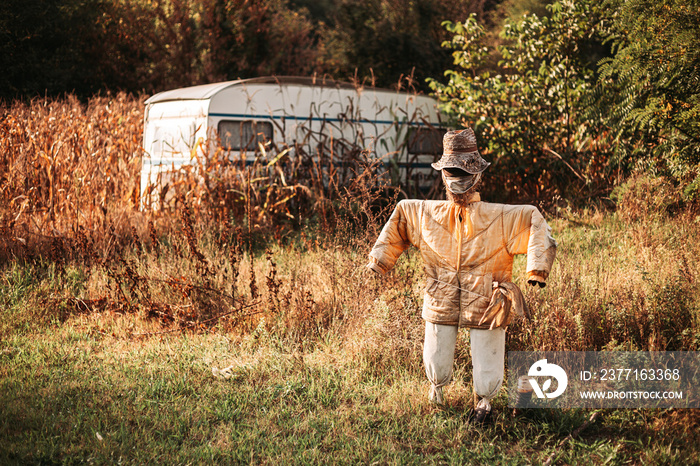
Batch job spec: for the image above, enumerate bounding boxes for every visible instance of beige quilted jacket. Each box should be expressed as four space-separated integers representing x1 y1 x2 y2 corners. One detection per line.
367 193 557 329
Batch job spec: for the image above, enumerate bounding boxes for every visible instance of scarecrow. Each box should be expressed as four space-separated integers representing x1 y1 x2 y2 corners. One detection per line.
366 128 557 423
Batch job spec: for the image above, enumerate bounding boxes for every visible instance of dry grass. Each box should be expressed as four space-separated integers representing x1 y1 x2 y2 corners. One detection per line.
505 203 700 353
2 93 699 352
0 93 401 344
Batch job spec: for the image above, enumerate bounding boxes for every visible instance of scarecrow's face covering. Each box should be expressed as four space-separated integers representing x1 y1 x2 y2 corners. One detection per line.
442 168 481 205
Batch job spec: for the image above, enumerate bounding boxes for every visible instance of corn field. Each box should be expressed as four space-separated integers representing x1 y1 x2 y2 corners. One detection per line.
0 92 407 345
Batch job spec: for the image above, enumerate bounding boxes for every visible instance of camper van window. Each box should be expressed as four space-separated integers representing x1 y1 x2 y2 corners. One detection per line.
407 128 445 155
218 120 273 151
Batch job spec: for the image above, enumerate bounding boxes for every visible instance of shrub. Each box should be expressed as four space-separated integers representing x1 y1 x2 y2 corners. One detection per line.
427 1 614 203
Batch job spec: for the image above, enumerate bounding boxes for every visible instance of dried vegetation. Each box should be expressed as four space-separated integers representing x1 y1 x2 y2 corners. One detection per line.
0 93 414 358
1 93 699 361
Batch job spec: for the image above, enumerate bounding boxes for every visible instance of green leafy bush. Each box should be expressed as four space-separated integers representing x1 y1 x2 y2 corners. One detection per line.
597 0 700 194
428 1 613 202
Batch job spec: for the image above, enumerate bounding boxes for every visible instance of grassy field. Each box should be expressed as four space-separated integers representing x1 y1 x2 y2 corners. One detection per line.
2 95 700 464
1 323 695 465
3 210 700 464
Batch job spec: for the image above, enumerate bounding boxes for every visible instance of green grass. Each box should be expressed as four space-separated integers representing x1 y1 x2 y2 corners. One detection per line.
2 207 700 464
2 323 698 464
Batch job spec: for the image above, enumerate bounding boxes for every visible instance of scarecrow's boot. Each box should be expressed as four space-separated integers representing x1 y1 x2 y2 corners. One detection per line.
471 397 492 425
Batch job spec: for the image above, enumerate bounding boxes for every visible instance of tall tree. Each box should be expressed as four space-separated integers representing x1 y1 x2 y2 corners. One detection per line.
0 0 105 98
597 0 700 197
96 0 319 93
318 0 484 91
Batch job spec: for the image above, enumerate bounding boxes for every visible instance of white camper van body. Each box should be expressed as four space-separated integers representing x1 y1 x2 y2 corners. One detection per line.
141 77 445 203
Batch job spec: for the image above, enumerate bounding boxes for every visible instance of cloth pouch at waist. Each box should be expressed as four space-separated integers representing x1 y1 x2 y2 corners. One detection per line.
478 281 530 330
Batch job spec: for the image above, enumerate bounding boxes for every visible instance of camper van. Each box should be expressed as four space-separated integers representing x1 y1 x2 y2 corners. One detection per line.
140 76 446 205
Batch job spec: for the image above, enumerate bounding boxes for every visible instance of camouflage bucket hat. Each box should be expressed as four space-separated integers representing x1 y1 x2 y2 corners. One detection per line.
431 128 490 174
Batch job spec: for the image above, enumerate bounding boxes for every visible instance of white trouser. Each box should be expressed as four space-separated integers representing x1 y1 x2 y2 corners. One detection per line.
423 322 505 405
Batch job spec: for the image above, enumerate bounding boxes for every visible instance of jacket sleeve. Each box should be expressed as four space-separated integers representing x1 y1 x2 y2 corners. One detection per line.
366 200 420 275
502 205 557 285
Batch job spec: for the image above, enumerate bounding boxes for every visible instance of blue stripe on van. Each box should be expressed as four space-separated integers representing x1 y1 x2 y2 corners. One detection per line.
208 113 432 126
232 160 435 168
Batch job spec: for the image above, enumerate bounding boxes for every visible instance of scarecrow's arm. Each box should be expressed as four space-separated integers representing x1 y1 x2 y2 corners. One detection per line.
366 200 418 275
503 205 557 287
